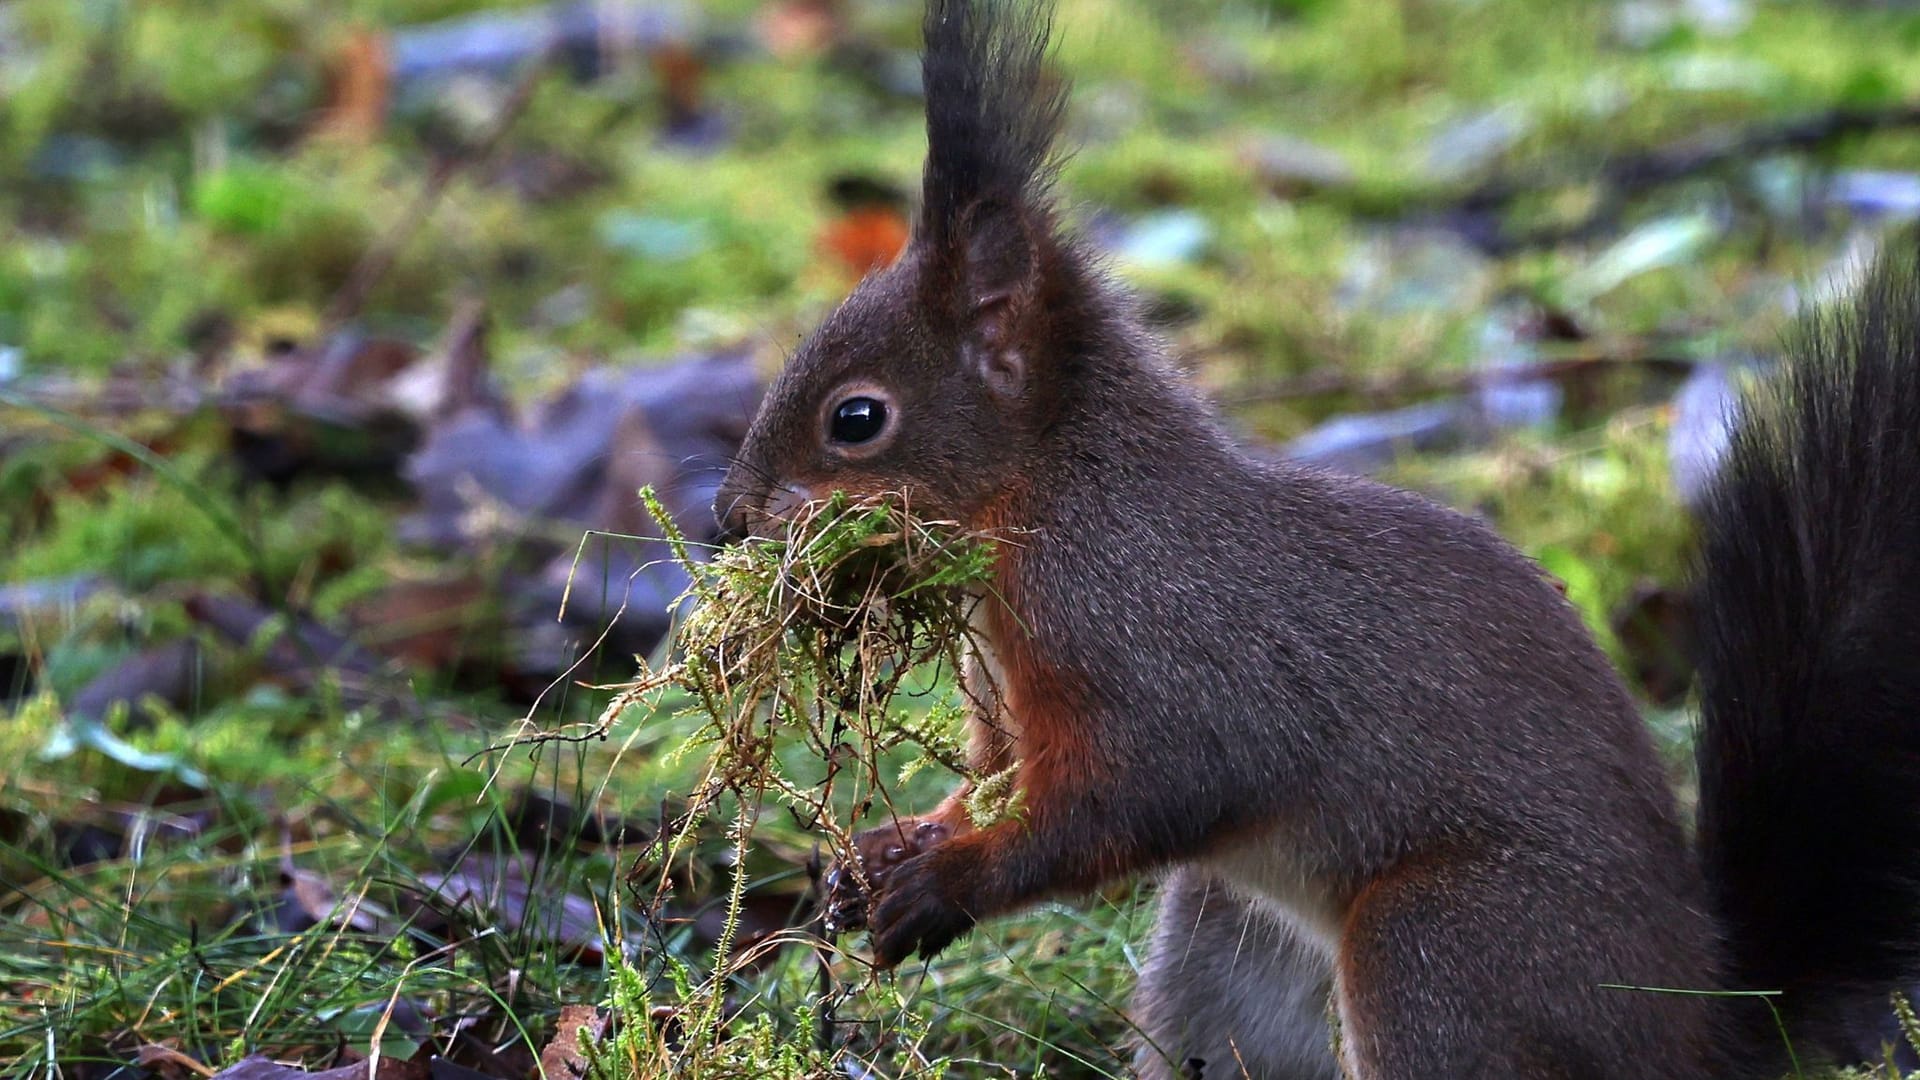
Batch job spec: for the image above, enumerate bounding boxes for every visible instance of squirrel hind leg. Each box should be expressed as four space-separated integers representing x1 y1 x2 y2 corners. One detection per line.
1131 869 1339 1080
1335 850 1721 1080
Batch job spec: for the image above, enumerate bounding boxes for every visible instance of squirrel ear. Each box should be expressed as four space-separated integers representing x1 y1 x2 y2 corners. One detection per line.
960 200 1040 402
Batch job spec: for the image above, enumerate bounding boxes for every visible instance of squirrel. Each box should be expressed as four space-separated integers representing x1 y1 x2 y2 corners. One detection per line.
712 0 1920 1075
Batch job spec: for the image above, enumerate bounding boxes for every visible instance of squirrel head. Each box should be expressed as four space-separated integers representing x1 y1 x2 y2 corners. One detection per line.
717 0 1085 538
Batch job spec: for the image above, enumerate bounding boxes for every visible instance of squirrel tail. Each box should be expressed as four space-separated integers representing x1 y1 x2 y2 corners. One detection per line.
1695 235 1920 1068
918 0 1066 247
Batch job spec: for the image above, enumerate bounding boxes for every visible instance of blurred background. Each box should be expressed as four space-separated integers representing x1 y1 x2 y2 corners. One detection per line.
4 0 1920 1075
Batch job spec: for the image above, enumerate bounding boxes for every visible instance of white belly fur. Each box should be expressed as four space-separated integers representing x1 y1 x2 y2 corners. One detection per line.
962 593 1023 760
1202 829 1346 959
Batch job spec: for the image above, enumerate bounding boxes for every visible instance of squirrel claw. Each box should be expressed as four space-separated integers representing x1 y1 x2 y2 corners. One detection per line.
821 818 953 936
821 864 866 934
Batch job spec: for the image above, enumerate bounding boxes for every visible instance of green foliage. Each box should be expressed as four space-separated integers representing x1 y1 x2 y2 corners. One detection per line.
8 0 1920 1074
0 700 621 1075
628 489 993 778
5 460 389 595
568 492 992 1070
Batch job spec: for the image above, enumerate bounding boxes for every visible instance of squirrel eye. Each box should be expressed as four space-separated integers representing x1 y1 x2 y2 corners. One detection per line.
829 397 889 445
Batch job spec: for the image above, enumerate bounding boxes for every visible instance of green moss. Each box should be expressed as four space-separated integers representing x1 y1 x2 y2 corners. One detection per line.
4 459 390 595
9 0 1920 1072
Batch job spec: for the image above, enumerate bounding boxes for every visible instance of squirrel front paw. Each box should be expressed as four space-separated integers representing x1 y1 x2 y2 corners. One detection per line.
822 819 952 933
866 851 976 967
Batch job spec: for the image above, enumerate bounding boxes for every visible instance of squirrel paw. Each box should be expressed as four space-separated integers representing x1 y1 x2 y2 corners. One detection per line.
866 851 975 967
823 819 951 933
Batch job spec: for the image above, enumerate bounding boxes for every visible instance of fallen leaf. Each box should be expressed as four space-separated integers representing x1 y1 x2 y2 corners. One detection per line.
271 847 389 935
537 1005 609 1080
756 0 845 57
64 639 209 728
820 207 910 280
210 1054 425 1080
414 852 605 963
317 28 393 143
137 1042 216 1079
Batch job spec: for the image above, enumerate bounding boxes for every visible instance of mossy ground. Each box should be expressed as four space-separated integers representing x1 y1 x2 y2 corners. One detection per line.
6 0 1920 1075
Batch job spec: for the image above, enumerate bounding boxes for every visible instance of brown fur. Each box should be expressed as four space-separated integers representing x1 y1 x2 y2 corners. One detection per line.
715 2 1920 1075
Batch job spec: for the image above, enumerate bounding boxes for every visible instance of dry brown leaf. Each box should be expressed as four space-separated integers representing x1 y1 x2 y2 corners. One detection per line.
317 28 393 143
536 1004 609 1080
136 1043 216 1079
755 0 844 57
820 207 911 281
210 1054 424 1080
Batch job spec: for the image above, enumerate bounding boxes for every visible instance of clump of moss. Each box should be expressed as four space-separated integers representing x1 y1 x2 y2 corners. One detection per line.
567 489 1006 1064
620 488 1000 844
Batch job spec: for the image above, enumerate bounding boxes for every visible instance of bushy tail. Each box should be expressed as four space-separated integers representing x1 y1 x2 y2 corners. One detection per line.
1695 236 1920 1066
918 0 1065 247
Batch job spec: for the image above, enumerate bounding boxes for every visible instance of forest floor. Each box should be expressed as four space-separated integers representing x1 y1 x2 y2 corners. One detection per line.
5 0 1920 1075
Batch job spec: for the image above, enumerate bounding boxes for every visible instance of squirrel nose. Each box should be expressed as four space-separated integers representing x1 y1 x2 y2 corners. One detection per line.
713 483 813 543
714 492 753 545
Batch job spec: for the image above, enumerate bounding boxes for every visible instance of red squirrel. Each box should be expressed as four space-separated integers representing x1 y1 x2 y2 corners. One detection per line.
713 1 1920 1075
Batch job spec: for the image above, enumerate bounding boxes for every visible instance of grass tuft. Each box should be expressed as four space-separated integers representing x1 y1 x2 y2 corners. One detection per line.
548 488 1025 1074
621 486 1002 836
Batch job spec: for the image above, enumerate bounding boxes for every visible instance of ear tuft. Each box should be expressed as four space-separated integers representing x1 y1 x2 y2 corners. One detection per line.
917 0 1067 408
919 0 1064 253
